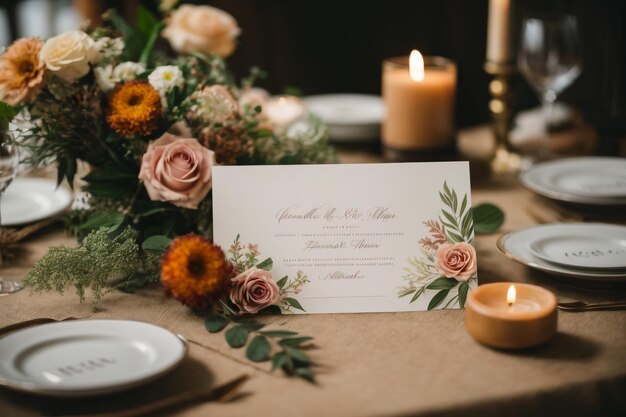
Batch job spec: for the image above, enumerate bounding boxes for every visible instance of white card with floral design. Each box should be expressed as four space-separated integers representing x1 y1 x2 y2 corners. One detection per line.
212 162 477 313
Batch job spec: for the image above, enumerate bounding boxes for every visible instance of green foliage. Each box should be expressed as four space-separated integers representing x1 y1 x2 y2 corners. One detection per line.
473 203 505 234
24 227 140 305
142 235 172 252
0 101 15 131
205 312 316 382
439 181 474 243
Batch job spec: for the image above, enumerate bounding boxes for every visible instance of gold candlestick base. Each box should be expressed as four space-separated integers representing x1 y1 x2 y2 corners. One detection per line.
485 62 522 177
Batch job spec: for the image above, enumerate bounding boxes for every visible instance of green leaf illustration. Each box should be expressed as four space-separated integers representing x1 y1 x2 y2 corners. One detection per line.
225 325 250 348
458 281 470 308
204 315 229 333
426 277 458 290
428 289 450 310
410 287 425 303
473 203 505 234
246 335 271 362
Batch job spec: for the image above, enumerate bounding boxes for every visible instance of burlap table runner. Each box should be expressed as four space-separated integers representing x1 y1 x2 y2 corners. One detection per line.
1 137 625 416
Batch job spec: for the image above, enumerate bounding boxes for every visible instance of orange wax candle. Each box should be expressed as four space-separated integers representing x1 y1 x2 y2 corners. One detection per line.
465 283 558 349
382 51 457 154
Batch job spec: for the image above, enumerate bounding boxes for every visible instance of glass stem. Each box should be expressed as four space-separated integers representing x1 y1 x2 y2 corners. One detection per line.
540 91 557 160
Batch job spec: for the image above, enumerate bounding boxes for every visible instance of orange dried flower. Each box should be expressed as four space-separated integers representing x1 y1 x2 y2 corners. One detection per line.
0 37 46 106
161 234 232 310
107 80 161 137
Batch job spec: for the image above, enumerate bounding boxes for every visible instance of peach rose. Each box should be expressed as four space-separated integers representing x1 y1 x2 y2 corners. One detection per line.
40 30 95 82
138 133 215 209
230 268 280 314
162 5 240 58
435 242 477 282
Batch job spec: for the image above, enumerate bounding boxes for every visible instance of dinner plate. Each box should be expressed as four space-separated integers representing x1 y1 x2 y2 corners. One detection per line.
521 157 626 205
497 223 626 282
304 94 385 142
0 177 73 226
0 320 187 397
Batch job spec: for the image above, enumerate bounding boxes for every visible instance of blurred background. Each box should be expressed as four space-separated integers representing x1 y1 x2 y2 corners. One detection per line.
1 0 624 152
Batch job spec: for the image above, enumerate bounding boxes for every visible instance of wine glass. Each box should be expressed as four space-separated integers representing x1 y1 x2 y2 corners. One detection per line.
0 136 21 295
518 15 582 159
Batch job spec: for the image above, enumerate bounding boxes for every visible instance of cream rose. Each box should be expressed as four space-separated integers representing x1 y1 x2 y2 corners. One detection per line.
230 268 280 314
162 5 240 57
138 133 215 209
40 30 95 82
435 242 477 282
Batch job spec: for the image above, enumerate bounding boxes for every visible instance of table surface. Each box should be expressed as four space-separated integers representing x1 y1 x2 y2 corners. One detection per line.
1 126 625 417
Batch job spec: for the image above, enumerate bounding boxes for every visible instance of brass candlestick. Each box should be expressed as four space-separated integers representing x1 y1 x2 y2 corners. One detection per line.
484 61 522 176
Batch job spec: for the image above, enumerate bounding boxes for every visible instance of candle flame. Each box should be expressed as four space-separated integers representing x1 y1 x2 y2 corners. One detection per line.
409 49 425 82
507 285 516 306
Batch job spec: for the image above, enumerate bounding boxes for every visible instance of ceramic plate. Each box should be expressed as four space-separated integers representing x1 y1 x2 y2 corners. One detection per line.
521 157 626 205
0 320 187 397
304 94 385 142
1 178 73 226
497 223 626 282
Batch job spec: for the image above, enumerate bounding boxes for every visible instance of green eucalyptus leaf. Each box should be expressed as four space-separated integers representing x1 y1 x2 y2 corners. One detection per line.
276 276 288 289
285 347 311 364
272 352 291 371
141 235 172 252
238 320 265 331
458 281 470 309
459 194 468 217
441 210 458 229
295 366 315 382
285 297 305 311
446 230 464 243
246 335 271 362
257 305 282 315
426 277 458 290
398 288 416 298
256 258 273 271
260 330 298 337
225 325 249 348
410 287 424 303
428 289 450 310
473 203 505 234
204 315 229 333
279 336 313 347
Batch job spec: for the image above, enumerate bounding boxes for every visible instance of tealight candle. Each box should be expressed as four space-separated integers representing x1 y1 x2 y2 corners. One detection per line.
382 50 457 159
265 96 305 131
465 283 557 349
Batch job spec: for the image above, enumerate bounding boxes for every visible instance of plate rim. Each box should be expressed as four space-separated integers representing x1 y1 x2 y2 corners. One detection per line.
0 319 188 397
527 234 626 270
303 93 385 126
1 177 74 226
496 223 626 281
521 157 626 205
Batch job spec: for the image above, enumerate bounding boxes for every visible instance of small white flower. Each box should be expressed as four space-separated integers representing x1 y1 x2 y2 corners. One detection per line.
159 0 179 12
94 65 116 92
148 66 184 96
113 62 145 82
92 37 124 64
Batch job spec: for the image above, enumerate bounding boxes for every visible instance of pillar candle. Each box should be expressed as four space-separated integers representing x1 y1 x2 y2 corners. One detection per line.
382 51 457 152
486 0 512 63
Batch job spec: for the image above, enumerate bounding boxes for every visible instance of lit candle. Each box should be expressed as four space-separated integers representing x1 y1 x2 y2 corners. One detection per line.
486 0 511 63
381 50 457 157
465 283 558 349
264 96 305 131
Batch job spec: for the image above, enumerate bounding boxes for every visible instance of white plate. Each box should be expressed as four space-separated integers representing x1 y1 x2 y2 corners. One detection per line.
521 157 626 205
0 177 73 226
497 223 626 282
304 94 385 142
0 320 187 397
526 225 626 270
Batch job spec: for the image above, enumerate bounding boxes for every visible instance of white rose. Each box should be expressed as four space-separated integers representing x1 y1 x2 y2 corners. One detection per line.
94 65 116 92
40 30 95 82
148 65 184 95
162 5 240 57
113 62 145 82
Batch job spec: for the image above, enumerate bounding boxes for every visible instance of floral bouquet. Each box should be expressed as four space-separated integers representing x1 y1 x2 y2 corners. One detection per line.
0 2 333 379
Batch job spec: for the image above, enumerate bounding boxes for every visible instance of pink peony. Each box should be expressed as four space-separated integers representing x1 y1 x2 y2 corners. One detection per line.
230 268 280 314
138 133 215 209
435 242 477 282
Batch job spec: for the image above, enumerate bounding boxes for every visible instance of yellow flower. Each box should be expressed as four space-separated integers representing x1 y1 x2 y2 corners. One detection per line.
107 80 161 137
161 234 232 310
0 37 46 106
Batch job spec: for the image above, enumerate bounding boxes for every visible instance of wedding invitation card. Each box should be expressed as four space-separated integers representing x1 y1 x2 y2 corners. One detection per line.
213 162 477 313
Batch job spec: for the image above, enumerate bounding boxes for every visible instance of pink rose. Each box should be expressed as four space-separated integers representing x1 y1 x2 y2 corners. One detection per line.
230 268 280 314
138 133 215 209
435 242 477 282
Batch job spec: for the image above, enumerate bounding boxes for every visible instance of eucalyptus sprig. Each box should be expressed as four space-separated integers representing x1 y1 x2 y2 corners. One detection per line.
204 313 316 382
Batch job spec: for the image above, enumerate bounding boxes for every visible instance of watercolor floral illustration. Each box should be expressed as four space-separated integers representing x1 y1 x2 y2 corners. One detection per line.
398 181 478 309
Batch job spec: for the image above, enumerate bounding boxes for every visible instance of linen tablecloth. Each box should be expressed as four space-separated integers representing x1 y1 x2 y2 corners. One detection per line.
1 127 625 417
